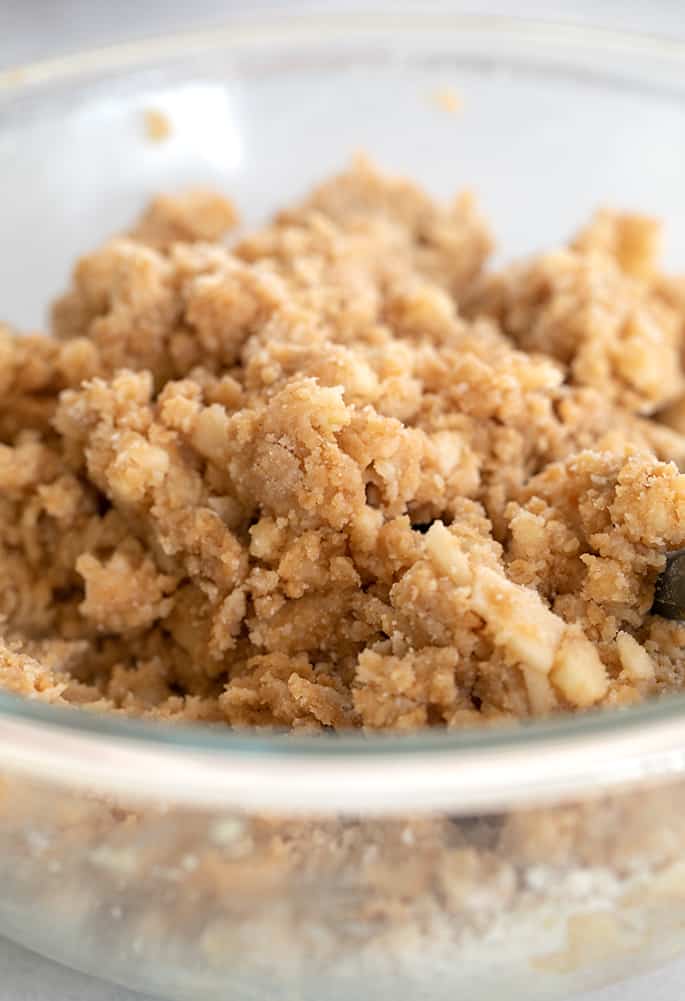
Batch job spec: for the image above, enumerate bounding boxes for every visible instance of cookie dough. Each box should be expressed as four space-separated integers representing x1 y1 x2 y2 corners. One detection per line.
3 158 685 730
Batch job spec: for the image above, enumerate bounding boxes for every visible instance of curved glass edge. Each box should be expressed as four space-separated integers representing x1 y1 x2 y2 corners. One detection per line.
2 11 685 94
3 687 685 758
1 11 685 763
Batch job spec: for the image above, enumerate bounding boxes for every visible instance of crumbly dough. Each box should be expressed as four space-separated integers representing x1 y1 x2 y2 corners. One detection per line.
4 158 685 730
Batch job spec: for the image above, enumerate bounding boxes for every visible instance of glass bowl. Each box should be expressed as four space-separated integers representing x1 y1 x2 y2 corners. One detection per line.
4 12 685 1000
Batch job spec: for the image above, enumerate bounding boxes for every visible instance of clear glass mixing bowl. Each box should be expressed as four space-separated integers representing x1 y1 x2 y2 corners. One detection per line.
3 12 685 1000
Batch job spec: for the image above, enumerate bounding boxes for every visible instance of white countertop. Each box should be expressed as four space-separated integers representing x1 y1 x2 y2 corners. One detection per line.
2 2 685 999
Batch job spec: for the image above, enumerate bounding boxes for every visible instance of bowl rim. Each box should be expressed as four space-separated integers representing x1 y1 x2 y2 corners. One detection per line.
3 9 685 813
3 9 685 93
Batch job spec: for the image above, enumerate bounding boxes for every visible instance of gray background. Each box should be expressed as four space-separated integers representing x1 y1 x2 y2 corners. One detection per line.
2 2 685 1000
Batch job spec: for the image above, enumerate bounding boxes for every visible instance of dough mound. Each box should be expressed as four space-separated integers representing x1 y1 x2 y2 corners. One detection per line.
3 159 685 730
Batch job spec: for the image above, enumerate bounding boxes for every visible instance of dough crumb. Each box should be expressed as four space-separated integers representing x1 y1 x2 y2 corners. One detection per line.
430 87 463 114
144 108 172 143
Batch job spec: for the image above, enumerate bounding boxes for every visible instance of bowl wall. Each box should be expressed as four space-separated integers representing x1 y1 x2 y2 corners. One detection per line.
4 14 685 999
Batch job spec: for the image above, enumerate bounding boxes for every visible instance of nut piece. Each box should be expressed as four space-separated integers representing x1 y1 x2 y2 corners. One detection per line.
616 631 655 682
424 522 471 585
551 631 608 707
521 667 558 715
471 566 565 674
